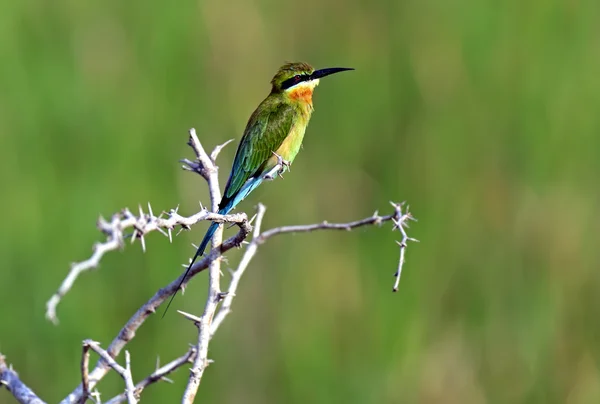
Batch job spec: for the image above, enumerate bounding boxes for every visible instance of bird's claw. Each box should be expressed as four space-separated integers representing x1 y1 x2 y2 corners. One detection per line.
271 151 291 179
264 152 291 180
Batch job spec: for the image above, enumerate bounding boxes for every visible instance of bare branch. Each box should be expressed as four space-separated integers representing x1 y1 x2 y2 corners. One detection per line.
48 128 417 404
80 344 90 404
182 128 226 403
211 203 267 336
390 202 419 291
185 128 221 209
257 212 391 240
83 341 137 404
0 353 46 404
256 201 417 291
59 134 249 404
58 200 413 404
45 207 248 324
59 221 251 404
104 348 196 404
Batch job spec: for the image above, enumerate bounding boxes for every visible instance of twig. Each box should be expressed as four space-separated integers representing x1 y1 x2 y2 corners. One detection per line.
209 202 416 336
59 134 250 404
83 341 137 404
46 207 248 325
210 204 267 336
1 353 47 404
181 129 225 403
59 221 251 404
59 201 413 404
80 344 90 404
50 128 417 403
104 348 196 404
391 202 418 291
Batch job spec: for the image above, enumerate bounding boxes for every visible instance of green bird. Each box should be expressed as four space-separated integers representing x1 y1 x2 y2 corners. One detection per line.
165 62 353 314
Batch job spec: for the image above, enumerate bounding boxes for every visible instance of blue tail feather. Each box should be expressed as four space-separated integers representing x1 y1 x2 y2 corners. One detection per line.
162 176 265 317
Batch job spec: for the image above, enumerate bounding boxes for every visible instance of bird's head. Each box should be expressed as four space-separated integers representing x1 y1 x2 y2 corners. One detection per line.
270 62 353 103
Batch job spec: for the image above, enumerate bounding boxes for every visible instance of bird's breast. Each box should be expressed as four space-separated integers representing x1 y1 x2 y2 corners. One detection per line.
274 112 311 164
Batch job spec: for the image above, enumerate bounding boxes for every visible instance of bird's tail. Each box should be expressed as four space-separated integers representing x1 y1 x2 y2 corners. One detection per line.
193 175 265 261
162 177 264 317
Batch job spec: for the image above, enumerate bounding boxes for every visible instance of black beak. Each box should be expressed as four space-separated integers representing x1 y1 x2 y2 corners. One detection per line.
310 67 354 80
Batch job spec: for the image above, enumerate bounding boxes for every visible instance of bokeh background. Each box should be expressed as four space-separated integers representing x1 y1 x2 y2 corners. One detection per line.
1 0 600 402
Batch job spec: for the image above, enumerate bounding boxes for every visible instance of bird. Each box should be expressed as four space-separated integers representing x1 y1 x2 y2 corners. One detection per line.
164 62 353 315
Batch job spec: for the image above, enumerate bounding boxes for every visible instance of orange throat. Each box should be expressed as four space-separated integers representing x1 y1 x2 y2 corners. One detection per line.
288 86 314 105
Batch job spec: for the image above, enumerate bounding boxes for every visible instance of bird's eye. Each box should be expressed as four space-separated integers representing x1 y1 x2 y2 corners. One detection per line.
294 75 302 82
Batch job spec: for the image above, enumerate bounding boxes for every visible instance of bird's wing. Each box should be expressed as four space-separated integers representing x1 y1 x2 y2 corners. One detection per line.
223 101 296 202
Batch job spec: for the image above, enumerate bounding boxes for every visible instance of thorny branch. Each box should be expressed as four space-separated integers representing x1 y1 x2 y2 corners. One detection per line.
210 203 267 336
30 128 416 404
181 129 225 403
0 354 46 404
45 206 249 325
104 348 196 404
82 341 137 404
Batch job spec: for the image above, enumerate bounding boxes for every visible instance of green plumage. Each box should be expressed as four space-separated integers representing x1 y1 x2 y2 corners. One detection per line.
223 95 298 203
163 62 353 317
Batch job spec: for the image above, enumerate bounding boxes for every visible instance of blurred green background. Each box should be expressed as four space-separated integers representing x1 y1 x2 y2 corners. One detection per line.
1 0 600 402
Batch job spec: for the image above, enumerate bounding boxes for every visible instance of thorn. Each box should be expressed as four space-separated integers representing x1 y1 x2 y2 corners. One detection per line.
156 226 168 237
211 138 235 161
178 310 202 323
168 228 173 243
161 376 175 384
138 204 144 218
97 215 108 227
147 202 154 218
372 210 382 225
140 235 146 252
131 229 138 244
248 213 258 225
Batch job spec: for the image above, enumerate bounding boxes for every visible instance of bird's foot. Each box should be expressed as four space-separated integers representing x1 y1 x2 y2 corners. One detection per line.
271 151 291 179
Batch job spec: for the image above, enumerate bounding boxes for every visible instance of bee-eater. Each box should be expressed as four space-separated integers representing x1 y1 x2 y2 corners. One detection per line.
166 62 353 314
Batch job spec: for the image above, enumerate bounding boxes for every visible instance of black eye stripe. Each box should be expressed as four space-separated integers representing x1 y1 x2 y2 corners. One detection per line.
281 74 310 90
